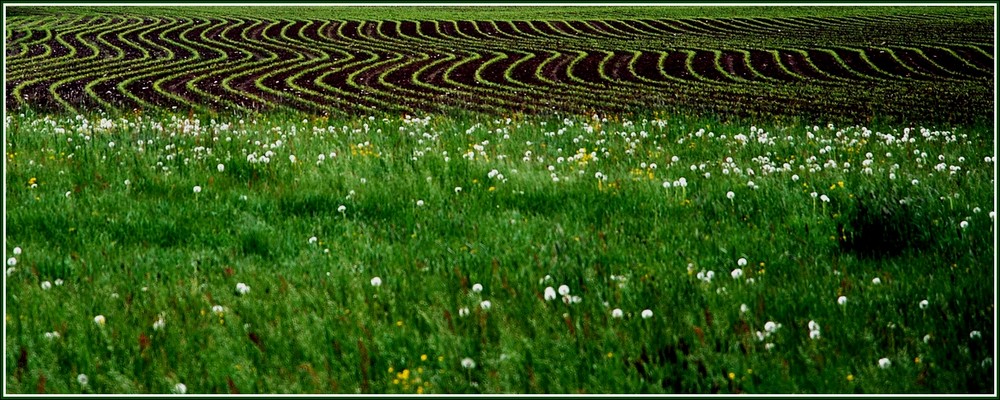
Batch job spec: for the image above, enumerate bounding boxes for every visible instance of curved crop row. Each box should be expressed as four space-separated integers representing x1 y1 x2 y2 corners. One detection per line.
4 13 993 123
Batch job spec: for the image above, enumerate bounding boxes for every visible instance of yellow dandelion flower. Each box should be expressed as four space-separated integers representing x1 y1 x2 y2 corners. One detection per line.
847 374 854 382
396 320 403 327
607 352 614 358
728 372 736 380
421 354 427 361
388 367 394 373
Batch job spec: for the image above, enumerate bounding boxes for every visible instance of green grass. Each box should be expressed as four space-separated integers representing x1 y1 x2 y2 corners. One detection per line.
4 109 995 394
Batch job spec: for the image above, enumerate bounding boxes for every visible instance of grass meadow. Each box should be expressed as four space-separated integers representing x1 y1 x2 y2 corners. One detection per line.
3 109 996 394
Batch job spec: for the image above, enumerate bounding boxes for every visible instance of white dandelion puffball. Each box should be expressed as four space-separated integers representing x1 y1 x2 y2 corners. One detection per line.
543 287 557 301
960 220 969 229
764 321 778 333
94 315 106 325
13 247 21 255
838 296 848 305
471 283 483 293
173 383 187 394
970 330 982 339
878 358 892 369
193 185 202 194
726 191 735 200
872 277 882 285
808 320 820 332
6 257 16 267
558 285 570 296
77 374 89 386
40 281 52 290
416 199 424 207
740 304 749 314
809 330 821 340
731 269 743 279
236 282 250 295
308 236 318 244
919 299 929 310
217 163 225 172
370 276 382 287
611 308 624 319
480 300 492 310
641 309 653 319
337 205 347 213
461 357 476 369
153 317 166 331
212 305 224 314
458 307 470 317
737 258 747 267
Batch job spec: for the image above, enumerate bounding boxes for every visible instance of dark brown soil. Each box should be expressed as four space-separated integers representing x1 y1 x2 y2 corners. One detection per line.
4 15 993 124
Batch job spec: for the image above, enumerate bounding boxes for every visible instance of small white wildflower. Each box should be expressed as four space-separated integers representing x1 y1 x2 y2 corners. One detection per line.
173 383 187 394
55 279 63 286
923 334 931 343
44 331 60 340
94 315 106 325
764 343 775 351
809 330 821 340
543 286 557 301
458 307 470 317
872 277 882 285
740 304 749 314
370 276 382 287
153 316 166 331
235 282 250 295
970 330 982 339
308 236 318 244
919 299 929 310
878 358 892 369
